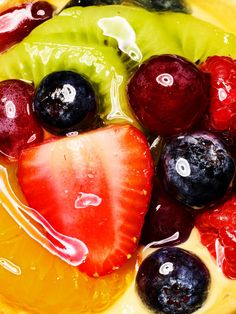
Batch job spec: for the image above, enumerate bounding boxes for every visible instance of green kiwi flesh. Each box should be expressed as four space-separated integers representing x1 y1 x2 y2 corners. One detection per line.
0 5 236 127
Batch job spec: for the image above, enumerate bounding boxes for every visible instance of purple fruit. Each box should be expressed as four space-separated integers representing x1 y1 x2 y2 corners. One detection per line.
140 179 194 247
136 247 210 314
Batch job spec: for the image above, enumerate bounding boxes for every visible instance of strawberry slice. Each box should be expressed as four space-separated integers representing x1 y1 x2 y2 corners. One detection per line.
196 195 236 279
18 124 154 277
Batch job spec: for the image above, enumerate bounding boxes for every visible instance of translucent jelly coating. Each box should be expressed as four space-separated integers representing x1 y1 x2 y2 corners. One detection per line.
136 247 210 314
0 3 236 314
0 162 136 313
140 178 194 247
34 70 98 135
127 54 210 136
0 1 54 53
0 80 43 160
103 229 236 314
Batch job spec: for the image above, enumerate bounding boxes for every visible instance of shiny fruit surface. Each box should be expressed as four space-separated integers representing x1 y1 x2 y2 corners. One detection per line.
0 1 54 53
128 54 210 136
0 80 43 160
136 247 210 314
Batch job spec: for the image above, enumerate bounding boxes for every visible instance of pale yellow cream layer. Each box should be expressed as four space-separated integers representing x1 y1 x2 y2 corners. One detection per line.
103 228 236 314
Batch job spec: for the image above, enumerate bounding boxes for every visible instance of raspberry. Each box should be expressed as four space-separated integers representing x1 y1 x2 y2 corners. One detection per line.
196 195 236 279
200 56 236 135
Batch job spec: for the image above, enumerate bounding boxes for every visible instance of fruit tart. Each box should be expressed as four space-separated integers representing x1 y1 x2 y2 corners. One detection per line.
0 0 236 313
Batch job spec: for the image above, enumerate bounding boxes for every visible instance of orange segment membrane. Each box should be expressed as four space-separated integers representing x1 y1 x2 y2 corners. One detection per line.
0 164 88 266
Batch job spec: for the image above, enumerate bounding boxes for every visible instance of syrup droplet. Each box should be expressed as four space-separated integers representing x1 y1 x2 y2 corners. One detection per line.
98 16 142 62
0 257 21 275
75 192 102 209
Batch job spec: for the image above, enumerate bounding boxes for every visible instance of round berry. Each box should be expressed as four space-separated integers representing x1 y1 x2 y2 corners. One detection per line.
127 54 210 136
196 195 236 279
0 80 43 160
0 2 54 53
136 247 210 314
140 179 194 247
161 132 235 208
34 71 98 135
200 56 236 133
31 1 54 19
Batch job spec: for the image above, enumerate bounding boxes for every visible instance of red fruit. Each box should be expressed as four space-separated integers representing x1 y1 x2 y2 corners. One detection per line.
196 195 236 279
0 80 44 160
200 56 236 135
140 178 194 247
18 124 154 277
127 54 210 136
0 1 54 53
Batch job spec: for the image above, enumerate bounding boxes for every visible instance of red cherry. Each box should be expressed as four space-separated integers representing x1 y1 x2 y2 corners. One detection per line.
0 1 54 53
0 80 44 161
127 54 210 136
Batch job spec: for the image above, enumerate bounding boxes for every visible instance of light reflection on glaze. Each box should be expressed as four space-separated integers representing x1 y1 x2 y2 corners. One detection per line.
98 16 142 62
142 231 180 252
51 84 76 103
0 9 30 33
156 73 174 87
175 157 191 177
5 100 16 119
75 192 102 209
215 238 225 269
108 72 133 122
159 262 174 275
0 165 88 266
218 87 227 101
0 258 21 275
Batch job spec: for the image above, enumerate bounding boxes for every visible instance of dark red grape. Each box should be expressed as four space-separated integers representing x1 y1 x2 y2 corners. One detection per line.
0 80 44 161
140 179 194 247
0 2 54 53
127 54 210 136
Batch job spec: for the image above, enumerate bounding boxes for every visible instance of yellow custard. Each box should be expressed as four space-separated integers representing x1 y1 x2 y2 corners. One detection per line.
103 229 236 314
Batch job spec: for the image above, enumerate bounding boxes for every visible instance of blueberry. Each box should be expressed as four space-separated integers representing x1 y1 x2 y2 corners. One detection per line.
136 247 210 314
133 0 189 13
149 0 189 12
64 0 96 7
64 0 121 8
161 132 235 208
34 71 97 135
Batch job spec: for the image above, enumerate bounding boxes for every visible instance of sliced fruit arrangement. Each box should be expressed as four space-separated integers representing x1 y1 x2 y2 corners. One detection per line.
0 2 236 314
0 5 236 129
0 124 152 312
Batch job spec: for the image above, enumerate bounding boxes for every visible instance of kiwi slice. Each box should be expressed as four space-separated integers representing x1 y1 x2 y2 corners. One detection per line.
0 5 236 127
28 5 236 63
0 37 139 127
